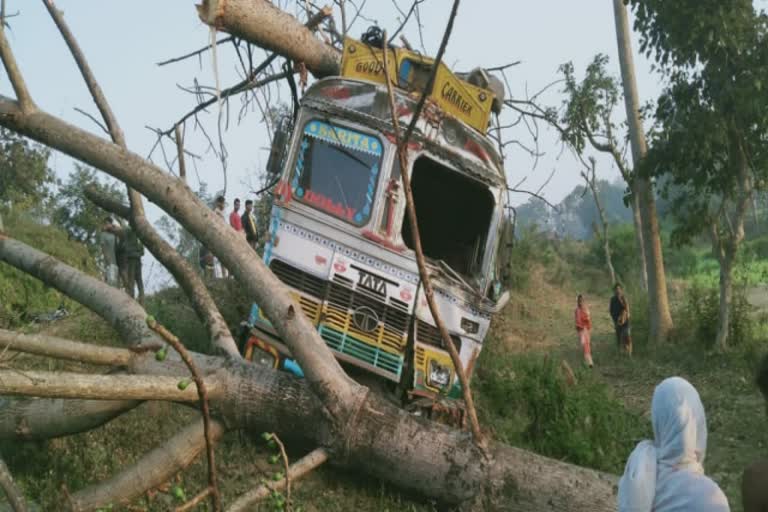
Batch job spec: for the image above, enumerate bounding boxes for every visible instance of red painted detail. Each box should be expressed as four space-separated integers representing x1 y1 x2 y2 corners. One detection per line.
302 189 356 221
361 230 406 252
315 255 327 266
400 289 413 301
464 138 490 163
383 133 422 150
319 86 351 100
334 262 347 273
244 336 280 368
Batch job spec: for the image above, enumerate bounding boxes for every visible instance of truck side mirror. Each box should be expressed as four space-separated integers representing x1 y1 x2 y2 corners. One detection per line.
266 117 291 180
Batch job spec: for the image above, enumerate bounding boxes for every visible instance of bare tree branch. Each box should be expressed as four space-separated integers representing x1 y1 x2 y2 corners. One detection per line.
382 20 488 454
147 318 222 511
70 418 225 512
0 329 133 367
73 107 110 136
507 187 559 211
0 370 218 402
227 447 328 512
0 20 34 111
157 36 235 67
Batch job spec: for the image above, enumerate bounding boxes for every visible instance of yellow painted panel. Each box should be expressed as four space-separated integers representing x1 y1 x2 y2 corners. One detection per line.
340 37 397 86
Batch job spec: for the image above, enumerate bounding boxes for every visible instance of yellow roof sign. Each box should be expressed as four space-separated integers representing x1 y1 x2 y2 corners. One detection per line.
340 37 495 135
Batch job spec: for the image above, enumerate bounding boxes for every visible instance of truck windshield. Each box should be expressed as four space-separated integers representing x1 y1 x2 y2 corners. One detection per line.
291 120 383 226
402 156 495 278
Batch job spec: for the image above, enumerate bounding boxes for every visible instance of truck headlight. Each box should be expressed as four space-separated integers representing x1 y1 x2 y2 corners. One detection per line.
428 359 451 389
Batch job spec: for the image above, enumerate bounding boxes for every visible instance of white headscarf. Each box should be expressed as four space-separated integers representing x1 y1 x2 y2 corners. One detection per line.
618 377 730 512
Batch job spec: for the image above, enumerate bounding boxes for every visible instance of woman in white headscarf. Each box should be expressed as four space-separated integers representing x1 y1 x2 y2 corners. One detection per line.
618 376 730 511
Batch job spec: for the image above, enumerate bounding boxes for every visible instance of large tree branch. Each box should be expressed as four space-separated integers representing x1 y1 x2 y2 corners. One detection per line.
69 418 225 512
0 328 133 366
0 397 139 441
197 0 340 78
0 236 159 346
0 370 220 402
0 23 33 111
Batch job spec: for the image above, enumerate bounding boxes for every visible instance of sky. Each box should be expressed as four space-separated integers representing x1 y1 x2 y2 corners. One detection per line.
0 0 664 285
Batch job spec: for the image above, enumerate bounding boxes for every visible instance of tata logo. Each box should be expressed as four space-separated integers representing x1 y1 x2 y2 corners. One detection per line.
352 306 379 333
352 266 393 297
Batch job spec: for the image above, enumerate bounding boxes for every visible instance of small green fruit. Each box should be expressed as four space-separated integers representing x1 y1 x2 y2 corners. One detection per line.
273 471 284 481
268 454 280 464
172 485 186 501
177 379 191 390
155 346 168 361
261 432 273 441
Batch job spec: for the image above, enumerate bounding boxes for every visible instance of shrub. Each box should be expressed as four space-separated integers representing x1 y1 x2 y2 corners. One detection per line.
476 348 648 474
678 278 755 348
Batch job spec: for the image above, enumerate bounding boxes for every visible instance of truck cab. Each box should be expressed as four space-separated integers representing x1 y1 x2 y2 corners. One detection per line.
243 37 511 422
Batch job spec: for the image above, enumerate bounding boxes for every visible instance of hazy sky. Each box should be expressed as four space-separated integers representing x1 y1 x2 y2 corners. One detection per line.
0 1 664 284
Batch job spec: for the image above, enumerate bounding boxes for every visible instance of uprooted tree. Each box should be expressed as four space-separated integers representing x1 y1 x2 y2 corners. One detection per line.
0 0 619 510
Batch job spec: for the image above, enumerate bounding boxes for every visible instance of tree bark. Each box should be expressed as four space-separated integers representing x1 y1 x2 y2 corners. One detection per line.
583 162 618 286
630 187 648 290
196 0 340 78
612 0 673 342
0 236 159 347
0 328 133 366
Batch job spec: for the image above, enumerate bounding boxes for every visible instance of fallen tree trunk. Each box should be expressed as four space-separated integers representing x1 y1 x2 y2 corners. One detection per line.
196 0 341 77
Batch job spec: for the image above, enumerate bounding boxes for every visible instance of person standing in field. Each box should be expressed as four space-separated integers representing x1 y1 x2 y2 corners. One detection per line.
229 197 243 235
110 223 145 304
99 217 119 287
241 199 258 250
575 294 594 368
610 283 632 356
212 196 228 278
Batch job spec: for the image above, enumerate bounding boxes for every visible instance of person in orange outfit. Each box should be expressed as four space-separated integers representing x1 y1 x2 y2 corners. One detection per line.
575 294 594 368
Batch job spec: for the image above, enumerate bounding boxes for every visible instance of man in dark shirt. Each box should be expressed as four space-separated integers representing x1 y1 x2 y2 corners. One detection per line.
743 352 768 512
609 283 631 355
241 199 258 250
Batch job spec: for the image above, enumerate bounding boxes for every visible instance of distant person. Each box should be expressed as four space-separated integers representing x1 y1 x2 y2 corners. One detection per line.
742 352 768 512
574 294 593 368
229 197 243 234
99 217 119 287
610 283 632 356
111 223 145 304
242 199 258 250
199 244 215 280
618 376 730 512
212 196 228 278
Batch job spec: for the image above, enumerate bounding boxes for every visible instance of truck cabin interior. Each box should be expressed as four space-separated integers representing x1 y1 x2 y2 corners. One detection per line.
401 156 495 279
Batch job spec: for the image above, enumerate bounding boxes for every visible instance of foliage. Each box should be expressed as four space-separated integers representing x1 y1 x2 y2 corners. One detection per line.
678 278 756 348
0 212 97 328
0 128 55 211
504 226 557 290
50 165 126 250
629 0 768 243
476 348 648 474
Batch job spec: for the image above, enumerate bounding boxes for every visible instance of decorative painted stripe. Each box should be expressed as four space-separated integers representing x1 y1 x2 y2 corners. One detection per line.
304 120 382 156
319 325 403 380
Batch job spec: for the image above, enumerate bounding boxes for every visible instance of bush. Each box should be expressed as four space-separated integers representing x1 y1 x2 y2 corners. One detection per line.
678 279 755 348
476 348 648 474
505 227 556 290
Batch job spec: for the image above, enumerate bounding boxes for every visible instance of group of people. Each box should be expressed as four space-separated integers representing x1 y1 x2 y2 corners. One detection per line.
99 216 144 304
616 353 768 511
199 196 259 279
574 283 632 367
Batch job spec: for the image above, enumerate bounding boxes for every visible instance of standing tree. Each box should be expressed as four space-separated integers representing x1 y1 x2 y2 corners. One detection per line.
628 0 768 349
612 0 673 342
582 157 618 285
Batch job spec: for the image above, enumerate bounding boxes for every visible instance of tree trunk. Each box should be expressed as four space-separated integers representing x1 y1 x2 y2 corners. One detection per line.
612 0 673 342
197 0 341 78
715 248 734 350
630 187 648 290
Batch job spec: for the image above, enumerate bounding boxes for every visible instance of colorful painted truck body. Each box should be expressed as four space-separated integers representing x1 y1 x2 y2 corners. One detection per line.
243 37 511 419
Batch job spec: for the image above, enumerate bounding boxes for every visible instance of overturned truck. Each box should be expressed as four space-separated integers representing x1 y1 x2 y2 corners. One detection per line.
242 36 512 423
